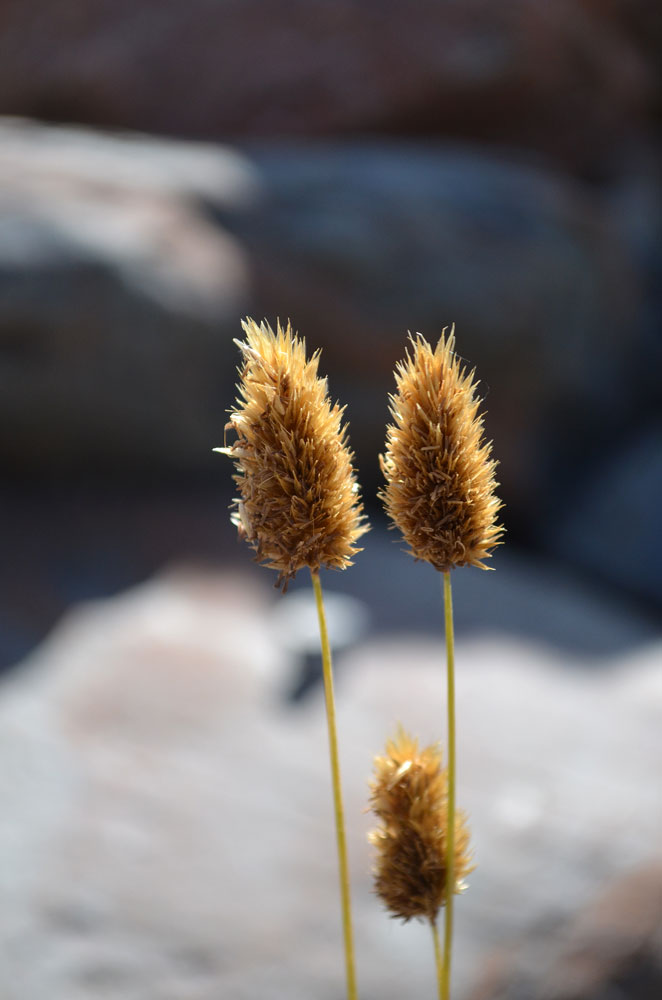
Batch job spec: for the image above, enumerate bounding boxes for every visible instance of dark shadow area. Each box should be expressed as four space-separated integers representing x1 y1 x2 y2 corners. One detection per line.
2 475 659 675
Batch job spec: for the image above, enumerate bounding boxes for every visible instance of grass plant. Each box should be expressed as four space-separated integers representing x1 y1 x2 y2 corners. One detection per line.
217 317 368 1000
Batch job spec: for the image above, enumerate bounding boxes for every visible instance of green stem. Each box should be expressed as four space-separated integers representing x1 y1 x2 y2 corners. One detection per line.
442 570 456 1000
311 570 358 1000
432 918 444 1000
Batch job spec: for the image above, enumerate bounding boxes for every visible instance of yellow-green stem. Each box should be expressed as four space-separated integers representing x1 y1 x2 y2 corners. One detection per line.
442 570 456 1000
311 570 358 1000
432 918 444 1000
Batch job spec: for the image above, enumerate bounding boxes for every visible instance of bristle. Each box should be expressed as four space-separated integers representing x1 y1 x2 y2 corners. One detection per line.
368 729 474 923
379 328 504 571
219 318 369 589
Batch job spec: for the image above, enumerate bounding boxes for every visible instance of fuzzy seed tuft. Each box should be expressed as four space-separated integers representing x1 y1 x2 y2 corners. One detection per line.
218 318 368 589
380 328 504 571
368 729 473 923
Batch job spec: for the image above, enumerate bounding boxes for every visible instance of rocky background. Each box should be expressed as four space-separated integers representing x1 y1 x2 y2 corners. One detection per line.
0 1 660 998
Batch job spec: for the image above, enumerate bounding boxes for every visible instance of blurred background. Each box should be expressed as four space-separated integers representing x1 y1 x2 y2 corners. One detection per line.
0 2 660 998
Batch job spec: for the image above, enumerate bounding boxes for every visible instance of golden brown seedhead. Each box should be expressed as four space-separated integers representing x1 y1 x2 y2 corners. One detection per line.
368 729 473 923
217 318 368 590
380 328 504 571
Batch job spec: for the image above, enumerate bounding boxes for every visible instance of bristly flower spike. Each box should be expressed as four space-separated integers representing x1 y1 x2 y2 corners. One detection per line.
369 728 474 924
217 317 368 590
379 326 504 571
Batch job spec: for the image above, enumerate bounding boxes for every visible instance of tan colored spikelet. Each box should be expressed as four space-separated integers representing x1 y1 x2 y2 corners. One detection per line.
380 327 504 571
217 318 369 590
368 729 474 923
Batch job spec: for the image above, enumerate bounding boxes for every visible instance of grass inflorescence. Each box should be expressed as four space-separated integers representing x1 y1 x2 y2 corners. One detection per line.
369 729 474 923
219 317 368 590
380 327 503 571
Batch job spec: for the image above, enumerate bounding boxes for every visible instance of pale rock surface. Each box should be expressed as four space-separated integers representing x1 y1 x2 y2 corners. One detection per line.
0 564 660 998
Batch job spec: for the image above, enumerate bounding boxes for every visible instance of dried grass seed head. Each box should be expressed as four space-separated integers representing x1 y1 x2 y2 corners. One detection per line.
218 318 368 589
368 728 474 923
380 327 504 572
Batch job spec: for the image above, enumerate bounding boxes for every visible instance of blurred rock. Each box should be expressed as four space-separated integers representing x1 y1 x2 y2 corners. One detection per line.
0 0 656 172
222 142 642 514
0 121 257 473
0 119 644 524
313 533 662 657
467 864 662 1000
549 424 662 609
0 564 660 999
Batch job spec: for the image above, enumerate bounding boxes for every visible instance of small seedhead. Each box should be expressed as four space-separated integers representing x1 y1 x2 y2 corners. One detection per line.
368 729 473 923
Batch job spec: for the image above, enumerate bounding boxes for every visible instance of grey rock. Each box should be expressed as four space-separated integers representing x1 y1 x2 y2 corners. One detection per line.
0 119 642 524
0 120 256 472
0 564 660 999
230 142 641 513
549 424 662 609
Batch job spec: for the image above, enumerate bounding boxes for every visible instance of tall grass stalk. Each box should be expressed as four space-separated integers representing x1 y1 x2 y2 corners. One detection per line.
312 570 358 1000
